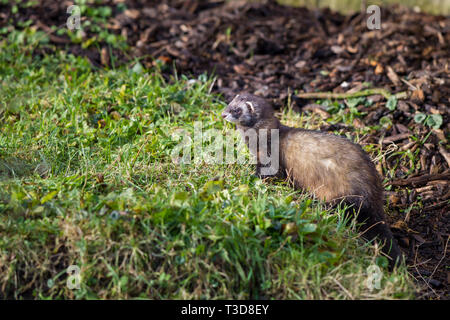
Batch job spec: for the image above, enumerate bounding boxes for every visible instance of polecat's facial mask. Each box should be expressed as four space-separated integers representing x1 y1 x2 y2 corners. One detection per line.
221 110 239 123
222 94 255 125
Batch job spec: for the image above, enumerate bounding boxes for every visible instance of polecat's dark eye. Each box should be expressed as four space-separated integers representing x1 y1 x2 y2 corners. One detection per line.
232 108 242 116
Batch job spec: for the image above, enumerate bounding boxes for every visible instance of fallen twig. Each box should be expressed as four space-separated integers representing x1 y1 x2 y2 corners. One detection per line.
295 88 408 100
388 170 450 187
438 145 450 167
382 133 411 144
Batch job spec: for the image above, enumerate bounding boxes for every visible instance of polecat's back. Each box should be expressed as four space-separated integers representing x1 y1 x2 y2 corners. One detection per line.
279 128 381 204
279 128 401 266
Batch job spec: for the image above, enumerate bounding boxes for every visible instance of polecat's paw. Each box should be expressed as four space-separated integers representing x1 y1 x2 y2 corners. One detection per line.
254 167 266 179
254 170 276 180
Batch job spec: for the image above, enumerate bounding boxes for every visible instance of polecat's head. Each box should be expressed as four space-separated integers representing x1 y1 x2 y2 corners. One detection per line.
221 93 273 128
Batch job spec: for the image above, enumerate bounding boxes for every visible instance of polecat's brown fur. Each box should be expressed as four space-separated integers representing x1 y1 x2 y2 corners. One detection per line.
222 93 402 268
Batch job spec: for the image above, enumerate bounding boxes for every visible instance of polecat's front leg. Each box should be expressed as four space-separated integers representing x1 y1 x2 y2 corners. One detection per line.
255 152 284 179
255 163 268 179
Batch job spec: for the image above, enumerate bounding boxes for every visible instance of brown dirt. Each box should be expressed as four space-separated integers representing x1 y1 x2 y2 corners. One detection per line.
1 0 448 299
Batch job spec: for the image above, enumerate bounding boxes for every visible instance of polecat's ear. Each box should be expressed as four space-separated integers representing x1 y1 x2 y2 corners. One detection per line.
229 94 240 104
245 101 255 113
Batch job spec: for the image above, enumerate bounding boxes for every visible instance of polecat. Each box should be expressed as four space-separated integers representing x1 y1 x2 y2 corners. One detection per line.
222 93 402 268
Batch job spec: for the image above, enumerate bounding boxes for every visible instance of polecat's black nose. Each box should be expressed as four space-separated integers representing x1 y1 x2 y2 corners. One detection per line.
221 112 227 118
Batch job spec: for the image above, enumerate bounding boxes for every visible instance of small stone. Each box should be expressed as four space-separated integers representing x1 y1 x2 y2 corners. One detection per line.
428 279 442 288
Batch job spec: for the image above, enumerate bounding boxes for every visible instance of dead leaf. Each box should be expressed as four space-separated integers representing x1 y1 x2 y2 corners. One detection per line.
374 63 384 75
411 89 425 103
124 9 140 19
110 111 121 120
386 66 400 86
101 47 109 66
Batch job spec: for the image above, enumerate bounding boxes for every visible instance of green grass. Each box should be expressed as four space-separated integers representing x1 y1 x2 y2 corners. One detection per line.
1 0 128 50
0 28 416 299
